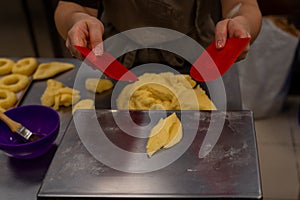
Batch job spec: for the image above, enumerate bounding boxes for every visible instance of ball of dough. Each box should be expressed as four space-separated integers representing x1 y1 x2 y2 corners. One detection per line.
0 58 14 75
0 89 17 109
0 74 30 93
12 57 38 76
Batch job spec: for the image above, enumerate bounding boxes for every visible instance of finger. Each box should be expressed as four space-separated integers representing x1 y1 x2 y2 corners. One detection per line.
215 19 230 49
66 38 84 60
230 29 250 39
227 20 252 39
67 28 88 60
89 22 104 56
93 42 104 56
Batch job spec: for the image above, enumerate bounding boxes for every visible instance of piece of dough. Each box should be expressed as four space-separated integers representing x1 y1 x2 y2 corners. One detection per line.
117 72 216 110
33 62 74 80
41 79 81 110
129 83 180 110
72 99 95 114
0 106 6 113
12 57 38 76
41 79 64 107
0 58 14 75
0 89 17 110
85 78 113 93
0 74 30 93
53 87 81 110
146 112 182 157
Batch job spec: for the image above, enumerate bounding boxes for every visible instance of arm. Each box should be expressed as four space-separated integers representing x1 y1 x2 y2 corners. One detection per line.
54 1 104 58
216 0 262 60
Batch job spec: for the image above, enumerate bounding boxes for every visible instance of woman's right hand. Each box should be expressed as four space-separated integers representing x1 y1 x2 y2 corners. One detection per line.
54 1 104 59
65 14 105 60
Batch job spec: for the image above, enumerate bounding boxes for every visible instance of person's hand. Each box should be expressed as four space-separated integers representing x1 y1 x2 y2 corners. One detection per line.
65 15 104 60
215 16 251 61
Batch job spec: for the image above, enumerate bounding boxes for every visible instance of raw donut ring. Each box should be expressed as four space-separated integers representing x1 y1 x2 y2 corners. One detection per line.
0 74 30 93
0 89 17 109
0 106 6 112
0 58 14 75
12 57 38 76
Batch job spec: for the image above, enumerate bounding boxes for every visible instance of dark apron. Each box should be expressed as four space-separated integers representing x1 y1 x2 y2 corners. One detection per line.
101 0 221 70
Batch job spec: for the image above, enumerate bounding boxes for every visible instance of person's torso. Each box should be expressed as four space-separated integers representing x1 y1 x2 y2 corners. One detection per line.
102 0 196 34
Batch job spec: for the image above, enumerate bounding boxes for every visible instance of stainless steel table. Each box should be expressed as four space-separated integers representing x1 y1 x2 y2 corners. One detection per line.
0 58 258 199
38 109 262 199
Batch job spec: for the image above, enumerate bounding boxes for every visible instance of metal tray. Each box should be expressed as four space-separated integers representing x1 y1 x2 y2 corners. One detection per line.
38 109 262 199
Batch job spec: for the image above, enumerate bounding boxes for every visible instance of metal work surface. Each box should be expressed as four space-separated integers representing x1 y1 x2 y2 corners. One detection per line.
0 57 248 199
38 110 262 199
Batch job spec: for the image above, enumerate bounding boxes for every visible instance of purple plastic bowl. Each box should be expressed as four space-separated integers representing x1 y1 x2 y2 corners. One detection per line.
0 105 60 159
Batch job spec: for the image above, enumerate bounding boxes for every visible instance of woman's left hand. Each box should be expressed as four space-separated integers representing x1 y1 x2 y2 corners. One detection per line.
215 16 252 61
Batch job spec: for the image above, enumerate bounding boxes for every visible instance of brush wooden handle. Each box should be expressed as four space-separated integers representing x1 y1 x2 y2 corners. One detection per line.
0 111 21 133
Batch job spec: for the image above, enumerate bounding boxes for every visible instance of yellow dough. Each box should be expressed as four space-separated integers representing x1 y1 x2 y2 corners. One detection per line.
146 113 182 157
41 79 64 107
41 79 81 110
0 58 14 75
129 83 180 110
117 72 216 110
12 57 38 76
33 62 74 80
0 89 17 110
72 99 95 114
85 78 113 93
53 87 81 110
0 74 30 93
0 106 6 113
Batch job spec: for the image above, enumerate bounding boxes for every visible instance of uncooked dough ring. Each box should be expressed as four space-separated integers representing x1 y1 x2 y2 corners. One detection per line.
0 89 17 109
12 57 38 76
0 58 14 75
0 74 30 92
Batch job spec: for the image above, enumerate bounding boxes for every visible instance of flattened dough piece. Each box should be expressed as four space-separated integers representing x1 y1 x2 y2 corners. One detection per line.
146 113 182 157
33 62 74 80
72 99 95 114
85 78 113 93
